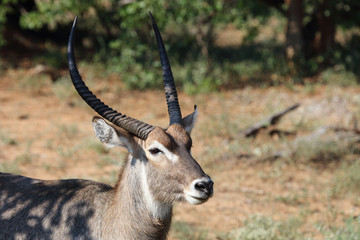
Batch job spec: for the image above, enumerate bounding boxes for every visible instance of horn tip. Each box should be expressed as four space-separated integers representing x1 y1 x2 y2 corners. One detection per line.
148 11 156 25
72 16 78 27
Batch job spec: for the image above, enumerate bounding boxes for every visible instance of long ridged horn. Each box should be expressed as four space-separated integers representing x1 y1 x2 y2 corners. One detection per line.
149 12 182 126
68 17 154 140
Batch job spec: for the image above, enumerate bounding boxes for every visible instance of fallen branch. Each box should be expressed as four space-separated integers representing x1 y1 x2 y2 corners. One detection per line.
330 126 360 135
240 103 300 138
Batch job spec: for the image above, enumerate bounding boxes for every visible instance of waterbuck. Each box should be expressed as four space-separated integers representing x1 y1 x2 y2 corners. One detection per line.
0 13 213 240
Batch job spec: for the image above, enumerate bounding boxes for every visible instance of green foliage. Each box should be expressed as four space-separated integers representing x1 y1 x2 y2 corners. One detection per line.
19 1 94 30
319 67 358 86
0 0 19 46
171 221 208 240
231 215 302 240
233 216 279 240
319 216 360 240
215 43 291 88
103 0 272 91
0 0 274 92
0 0 359 91
304 0 360 29
331 161 360 197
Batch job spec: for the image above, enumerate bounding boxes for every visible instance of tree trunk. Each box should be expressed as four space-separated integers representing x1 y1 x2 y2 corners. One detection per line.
302 0 336 60
285 0 304 61
317 0 336 53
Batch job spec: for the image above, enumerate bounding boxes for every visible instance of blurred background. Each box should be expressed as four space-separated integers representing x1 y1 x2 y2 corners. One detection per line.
1 0 359 91
0 0 360 239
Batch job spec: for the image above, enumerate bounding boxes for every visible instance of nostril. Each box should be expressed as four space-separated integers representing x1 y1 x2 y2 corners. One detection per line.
194 180 213 196
195 182 207 191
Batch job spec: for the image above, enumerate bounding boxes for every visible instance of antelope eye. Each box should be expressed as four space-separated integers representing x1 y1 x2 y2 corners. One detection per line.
149 148 163 155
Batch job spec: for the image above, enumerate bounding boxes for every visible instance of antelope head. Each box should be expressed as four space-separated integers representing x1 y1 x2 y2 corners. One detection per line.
67 13 213 206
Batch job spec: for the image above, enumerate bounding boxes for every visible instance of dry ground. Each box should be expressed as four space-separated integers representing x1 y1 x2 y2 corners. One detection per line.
1 68 360 239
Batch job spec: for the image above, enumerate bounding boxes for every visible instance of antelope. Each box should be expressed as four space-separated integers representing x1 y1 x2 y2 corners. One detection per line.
0 13 213 240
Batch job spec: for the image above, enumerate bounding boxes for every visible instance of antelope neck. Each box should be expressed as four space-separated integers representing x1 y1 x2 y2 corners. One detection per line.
102 155 172 240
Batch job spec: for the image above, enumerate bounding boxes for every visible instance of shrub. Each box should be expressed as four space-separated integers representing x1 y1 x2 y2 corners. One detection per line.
231 215 301 240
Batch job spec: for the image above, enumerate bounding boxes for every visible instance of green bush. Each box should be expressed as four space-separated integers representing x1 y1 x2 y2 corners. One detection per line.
1 1 359 91
319 67 358 87
331 161 360 197
288 135 358 165
319 216 360 240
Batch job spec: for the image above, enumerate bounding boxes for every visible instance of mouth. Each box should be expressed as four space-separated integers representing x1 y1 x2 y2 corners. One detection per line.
184 192 211 205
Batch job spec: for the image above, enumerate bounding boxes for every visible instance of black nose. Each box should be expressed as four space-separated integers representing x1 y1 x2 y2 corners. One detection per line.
195 179 214 197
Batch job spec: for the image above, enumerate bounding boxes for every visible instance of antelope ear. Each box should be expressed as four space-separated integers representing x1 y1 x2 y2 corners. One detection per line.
92 116 138 153
181 105 198 135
